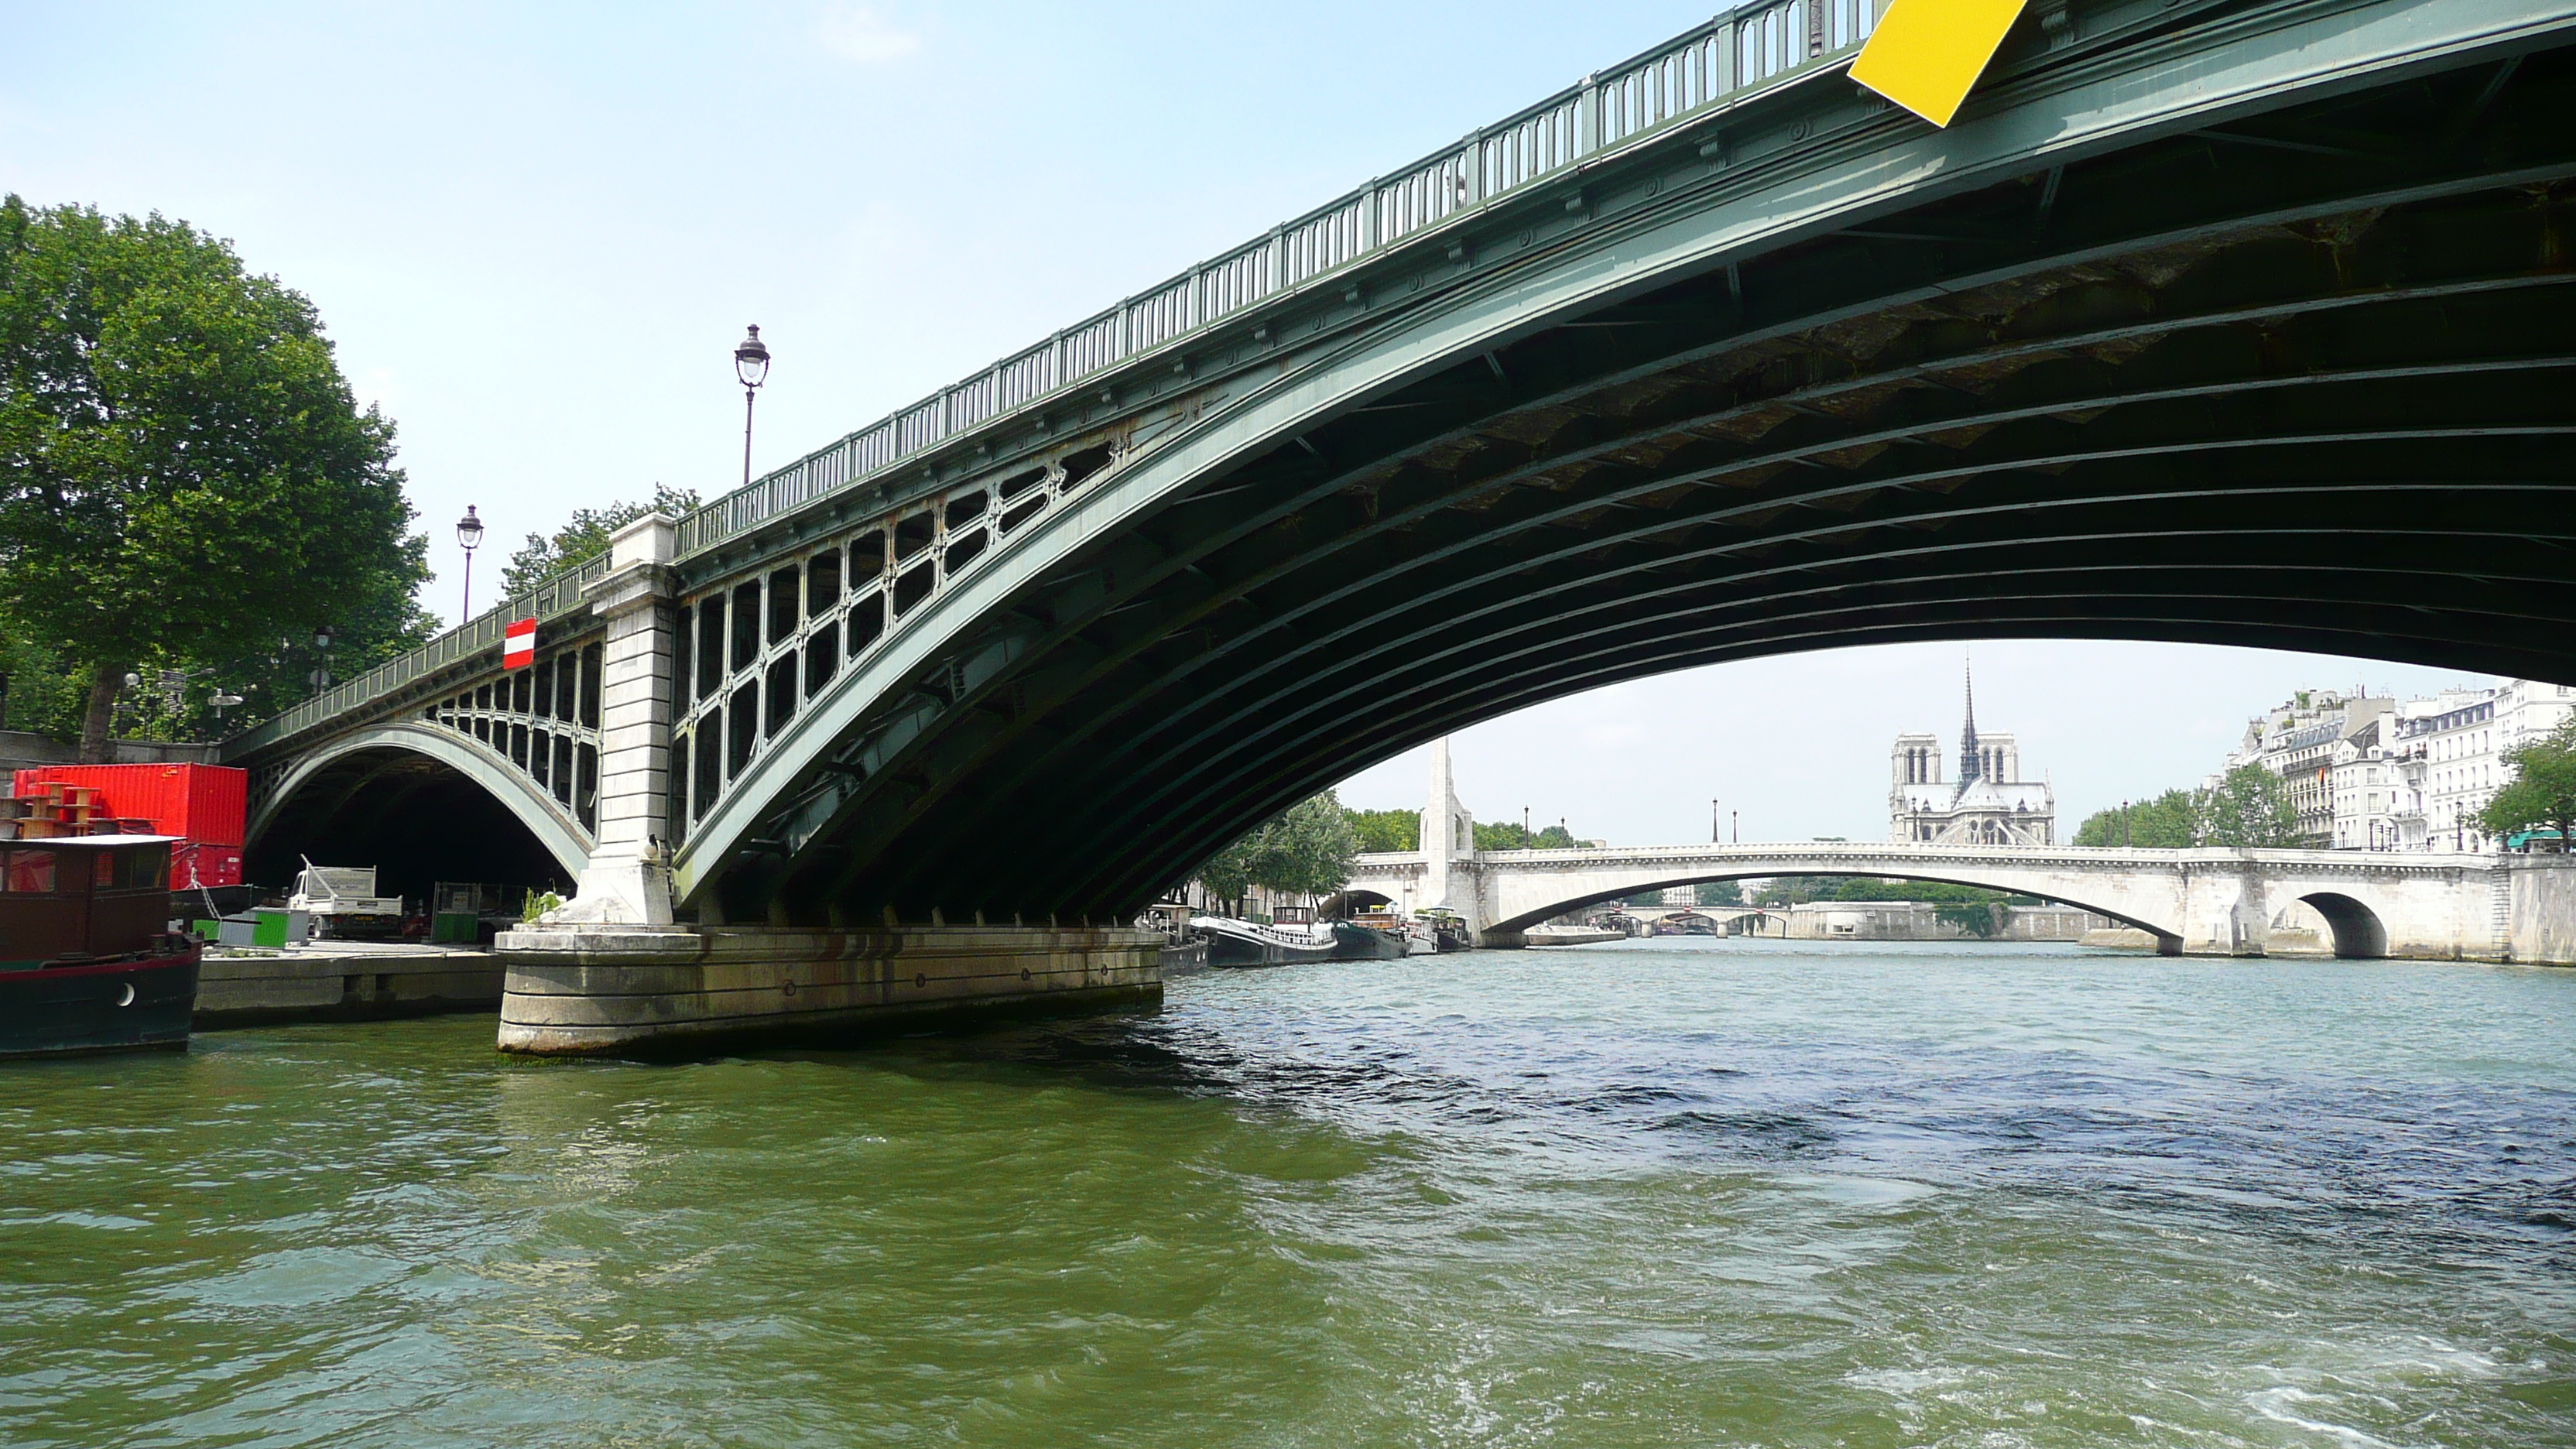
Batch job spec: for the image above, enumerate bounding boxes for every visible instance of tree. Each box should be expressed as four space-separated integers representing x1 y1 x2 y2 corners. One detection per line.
2478 718 2576 850
0 197 429 758
2074 788 2200 848
1934 900 2006 938
1344 807 1419 853
1474 819 1579 851
1191 790 1362 911
1694 879 1744 906
498 484 701 599
2197 764 2300 848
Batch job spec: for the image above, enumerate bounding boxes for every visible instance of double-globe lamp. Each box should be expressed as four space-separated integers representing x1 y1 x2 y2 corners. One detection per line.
455 505 485 622
736 325 771 490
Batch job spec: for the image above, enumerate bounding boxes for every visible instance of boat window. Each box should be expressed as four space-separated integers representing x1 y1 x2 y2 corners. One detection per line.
97 853 115 887
101 850 166 890
4 850 57 893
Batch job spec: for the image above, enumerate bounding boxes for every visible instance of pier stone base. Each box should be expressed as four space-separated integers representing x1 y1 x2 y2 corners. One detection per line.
494 924 1163 1056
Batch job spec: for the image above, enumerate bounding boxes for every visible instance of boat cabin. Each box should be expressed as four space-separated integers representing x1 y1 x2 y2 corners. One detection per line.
0 837 175 970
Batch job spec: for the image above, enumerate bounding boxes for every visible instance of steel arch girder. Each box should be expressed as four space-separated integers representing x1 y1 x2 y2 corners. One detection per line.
673 0 2576 916
245 722 594 879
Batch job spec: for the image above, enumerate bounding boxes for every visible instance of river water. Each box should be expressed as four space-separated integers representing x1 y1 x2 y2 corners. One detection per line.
4 939 2571 1447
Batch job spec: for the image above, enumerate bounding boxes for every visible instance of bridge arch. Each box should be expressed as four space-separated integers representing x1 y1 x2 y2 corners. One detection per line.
1478 867 2180 951
2295 891 2390 960
663 19 2576 929
246 724 591 898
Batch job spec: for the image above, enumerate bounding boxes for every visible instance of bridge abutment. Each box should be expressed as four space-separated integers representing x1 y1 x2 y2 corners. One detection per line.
495 923 1163 1056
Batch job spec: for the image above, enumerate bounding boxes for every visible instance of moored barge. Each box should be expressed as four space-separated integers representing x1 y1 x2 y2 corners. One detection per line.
1 836 200 1060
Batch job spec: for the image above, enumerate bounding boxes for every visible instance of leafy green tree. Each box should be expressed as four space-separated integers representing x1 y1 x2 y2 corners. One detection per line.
498 485 701 598
0 197 428 758
2478 718 2576 850
1344 807 1419 853
2074 788 2200 848
1193 790 1363 911
1752 875 2033 909
1935 901 2006 937
1474 819 1580 851
1694 879 1744 906
2197 764 2300 848
1194 834 1256 912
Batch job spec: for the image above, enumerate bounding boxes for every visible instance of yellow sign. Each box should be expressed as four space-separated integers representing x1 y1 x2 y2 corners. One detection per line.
1848 0 2030 128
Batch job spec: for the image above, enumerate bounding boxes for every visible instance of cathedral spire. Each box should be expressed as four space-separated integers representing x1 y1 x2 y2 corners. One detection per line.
1958 651 1982 784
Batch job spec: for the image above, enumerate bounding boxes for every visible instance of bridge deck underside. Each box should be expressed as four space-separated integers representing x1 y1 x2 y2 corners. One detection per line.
704 43 2576 927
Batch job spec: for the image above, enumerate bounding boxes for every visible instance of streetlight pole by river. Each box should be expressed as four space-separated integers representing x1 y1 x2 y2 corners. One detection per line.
735 325 771 489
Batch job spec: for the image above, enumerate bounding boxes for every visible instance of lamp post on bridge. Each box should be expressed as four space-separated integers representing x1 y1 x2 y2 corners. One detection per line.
735 325 772 490
308 625 335 694
455 506 485 621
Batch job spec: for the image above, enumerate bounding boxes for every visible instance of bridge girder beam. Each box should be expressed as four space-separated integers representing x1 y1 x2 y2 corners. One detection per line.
680 24 2576 925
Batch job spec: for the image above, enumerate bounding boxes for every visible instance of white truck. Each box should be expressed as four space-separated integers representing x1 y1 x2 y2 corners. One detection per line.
289 863 406 940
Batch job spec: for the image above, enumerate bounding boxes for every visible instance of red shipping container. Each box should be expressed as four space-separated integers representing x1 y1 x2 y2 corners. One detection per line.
171 843 244 890
11 764 248 847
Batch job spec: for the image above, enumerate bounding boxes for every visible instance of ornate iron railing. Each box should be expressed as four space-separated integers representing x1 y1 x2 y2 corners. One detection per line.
224 0 1872 752
223 552 613 756
671 0 1876 557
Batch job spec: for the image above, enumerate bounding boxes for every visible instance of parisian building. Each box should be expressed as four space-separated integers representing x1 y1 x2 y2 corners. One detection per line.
2223 688 2395 848
2230 680 2576 851
2388 680 2576 851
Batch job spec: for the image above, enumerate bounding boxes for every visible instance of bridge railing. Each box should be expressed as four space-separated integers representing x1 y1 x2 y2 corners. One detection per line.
222 0 1872 752
222 552 614 758
670 0 1875 558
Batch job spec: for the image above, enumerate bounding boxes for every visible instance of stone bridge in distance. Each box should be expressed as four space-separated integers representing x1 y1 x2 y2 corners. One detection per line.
213 0 2576 1052
1341 840 2574 961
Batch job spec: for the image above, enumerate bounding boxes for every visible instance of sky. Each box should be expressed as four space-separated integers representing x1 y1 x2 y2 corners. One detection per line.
3 3 2502 844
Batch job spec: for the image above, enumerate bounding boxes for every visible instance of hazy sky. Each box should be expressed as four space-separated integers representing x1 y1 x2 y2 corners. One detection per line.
4 4 2502 844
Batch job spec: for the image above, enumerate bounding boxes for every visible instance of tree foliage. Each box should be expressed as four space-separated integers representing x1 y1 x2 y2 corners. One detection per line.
498 484 701 599
2478 718 2576 849
1194 790 1363 909
1337 808 1584 855
1473 819 1579 851
1343 807 1419 853
2197 764 2301 848
1694 879 1744 906
2073 788 2201 848
1752 875 2031 908
0 197 430 756
2069 771 2301 850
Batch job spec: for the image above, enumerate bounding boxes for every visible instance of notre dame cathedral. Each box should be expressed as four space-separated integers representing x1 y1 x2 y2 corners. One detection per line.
1889 669 2057 846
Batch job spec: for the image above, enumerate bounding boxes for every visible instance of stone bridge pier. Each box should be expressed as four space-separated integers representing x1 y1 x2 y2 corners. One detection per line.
494 516 1159 1057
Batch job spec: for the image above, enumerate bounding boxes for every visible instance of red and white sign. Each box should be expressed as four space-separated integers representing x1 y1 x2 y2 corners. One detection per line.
502 618 537 670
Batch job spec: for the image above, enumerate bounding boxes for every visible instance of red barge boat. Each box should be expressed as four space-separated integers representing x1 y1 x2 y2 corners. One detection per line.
0 837 200 1060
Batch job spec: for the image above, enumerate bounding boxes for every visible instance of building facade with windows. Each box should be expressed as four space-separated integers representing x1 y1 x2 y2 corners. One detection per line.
2223 689 2395 848
2389 680 2576 852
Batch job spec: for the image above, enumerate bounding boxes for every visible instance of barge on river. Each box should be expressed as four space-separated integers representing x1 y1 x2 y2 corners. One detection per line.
1 836 200 1060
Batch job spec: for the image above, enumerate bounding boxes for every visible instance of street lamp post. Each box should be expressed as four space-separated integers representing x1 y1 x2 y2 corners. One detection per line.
735 325 772 490
310 625 335 694
456 506 485 620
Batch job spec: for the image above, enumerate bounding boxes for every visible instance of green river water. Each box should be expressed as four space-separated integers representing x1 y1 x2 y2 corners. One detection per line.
3 938 2571 1447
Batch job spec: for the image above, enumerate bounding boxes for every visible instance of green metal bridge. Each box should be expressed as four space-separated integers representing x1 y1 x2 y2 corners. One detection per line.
228 0 2576 933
